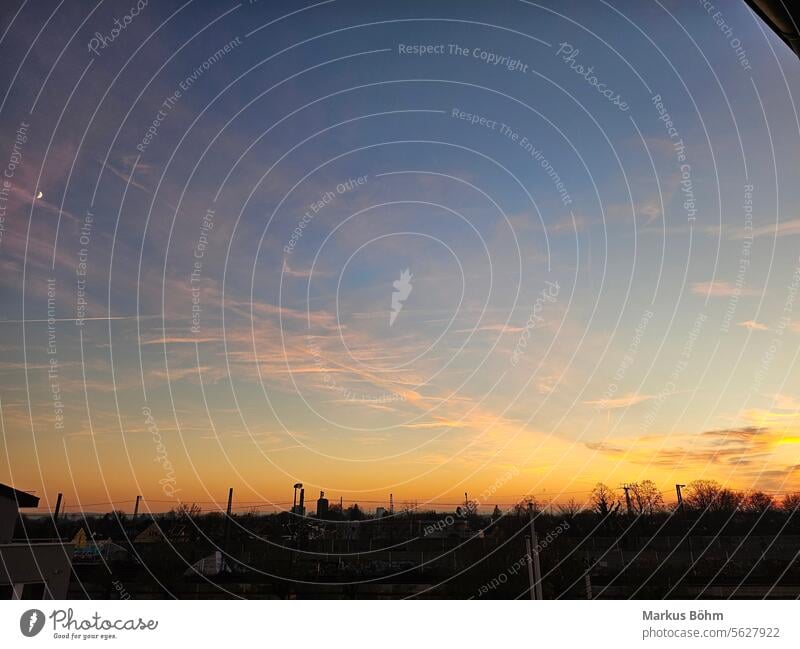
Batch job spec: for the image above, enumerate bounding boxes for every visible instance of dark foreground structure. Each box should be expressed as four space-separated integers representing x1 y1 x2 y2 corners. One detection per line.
0 483 73 599
10 487 800 599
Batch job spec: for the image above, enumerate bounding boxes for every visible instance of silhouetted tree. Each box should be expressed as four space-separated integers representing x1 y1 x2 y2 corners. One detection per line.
683 480 720 511
684 480 741 513
629 480 665 516
783 492 800 513
717 489 743 513
170 503 201 519
591 483 620 517
557 498 583 518
741 491 774 514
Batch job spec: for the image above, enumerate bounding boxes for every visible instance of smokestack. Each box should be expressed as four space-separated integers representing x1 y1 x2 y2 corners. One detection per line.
299 488 305 516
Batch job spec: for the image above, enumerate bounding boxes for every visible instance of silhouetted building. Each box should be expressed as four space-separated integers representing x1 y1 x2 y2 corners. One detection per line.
316 491 329 518
0 484 73 599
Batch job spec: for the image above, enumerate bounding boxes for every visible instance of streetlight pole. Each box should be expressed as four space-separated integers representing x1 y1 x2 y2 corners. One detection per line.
527 502 543 600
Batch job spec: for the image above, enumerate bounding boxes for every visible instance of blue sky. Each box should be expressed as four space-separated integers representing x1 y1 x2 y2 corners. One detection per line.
1 0 800 511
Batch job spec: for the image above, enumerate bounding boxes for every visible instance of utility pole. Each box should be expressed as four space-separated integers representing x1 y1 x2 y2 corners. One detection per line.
222 487 233 571
527 502 543 600
53 492 63 522
127 495 142 545
675 484 686 513
622 484 633 516
525 536 536 600
583 556 593 599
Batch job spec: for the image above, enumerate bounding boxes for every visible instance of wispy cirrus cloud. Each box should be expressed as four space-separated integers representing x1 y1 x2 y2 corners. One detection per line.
691 281 758 298
774 394 800 410
584 393 654 409
738 320 768 331
732 218 800 240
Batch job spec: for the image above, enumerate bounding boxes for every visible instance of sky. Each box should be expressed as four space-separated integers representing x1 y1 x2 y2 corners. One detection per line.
1 0 800 514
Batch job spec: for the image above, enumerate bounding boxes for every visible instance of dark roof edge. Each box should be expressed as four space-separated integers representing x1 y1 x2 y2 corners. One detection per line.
0 483 40 508
745 0 800 59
